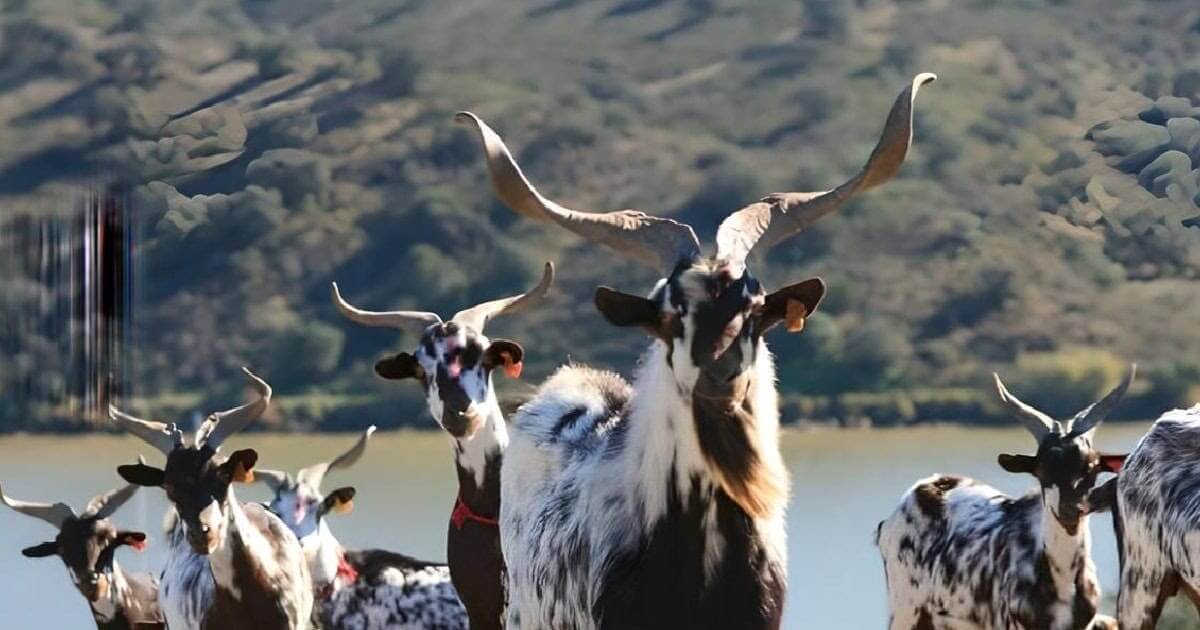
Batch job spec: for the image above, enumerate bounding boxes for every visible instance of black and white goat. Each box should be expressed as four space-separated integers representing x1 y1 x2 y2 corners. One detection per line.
256 427 468 629
1112 402 1200 628
111 368 313 630
331 262 553 630
876 367 1133 630
1 482 163 629
458 73 935 628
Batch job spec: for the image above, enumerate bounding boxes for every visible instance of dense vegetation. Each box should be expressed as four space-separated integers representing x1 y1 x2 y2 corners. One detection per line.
3 0 1200 432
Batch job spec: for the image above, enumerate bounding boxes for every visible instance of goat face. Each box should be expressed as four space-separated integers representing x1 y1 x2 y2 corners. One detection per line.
22 517 147 603
268 481 355 542
1000 431 1114 532
119 447 258 554
993 366 1134 534
375 321 523 438
596 260 825 392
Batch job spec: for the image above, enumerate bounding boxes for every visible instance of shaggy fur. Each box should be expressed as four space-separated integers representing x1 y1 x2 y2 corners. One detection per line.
501 263 792 630
1115 406 1200 628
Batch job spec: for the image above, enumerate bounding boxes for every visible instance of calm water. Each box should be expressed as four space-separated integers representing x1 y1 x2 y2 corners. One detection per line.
0 424 1159 628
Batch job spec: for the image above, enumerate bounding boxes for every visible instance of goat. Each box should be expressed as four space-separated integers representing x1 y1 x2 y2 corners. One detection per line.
457 73 935 628
876 367 1133 630
330 262 553 630
111 368 313 630
1111 403 1200 628
256 427 468 629
1 482 163 629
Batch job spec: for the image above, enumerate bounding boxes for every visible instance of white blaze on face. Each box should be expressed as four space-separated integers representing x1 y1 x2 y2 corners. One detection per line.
271 487 321 541
417 325 494 436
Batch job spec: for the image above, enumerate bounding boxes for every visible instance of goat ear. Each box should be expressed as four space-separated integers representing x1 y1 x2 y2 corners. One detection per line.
21 542 58 558
219 449 259 484
1086 478 1118 514
997 453 1038 475
117 463 165 487
375 353 424 381
595 287 668 337
761 278 825 333
319 487 356 518
484 340 525 379
1099 453 1126 474
116 531 148 552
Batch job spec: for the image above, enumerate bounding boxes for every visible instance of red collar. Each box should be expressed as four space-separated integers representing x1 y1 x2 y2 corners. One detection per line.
450 494 499 529
318 552 360 600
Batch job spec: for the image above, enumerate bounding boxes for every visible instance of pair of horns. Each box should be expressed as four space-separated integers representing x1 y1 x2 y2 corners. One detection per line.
257 425 376 493
993 364 1137 442
331 261 554 335
457 73 937 272
0 483 139 529
110 367 272 454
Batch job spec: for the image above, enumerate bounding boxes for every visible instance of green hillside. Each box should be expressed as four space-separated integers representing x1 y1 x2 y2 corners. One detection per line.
3 0 1200 431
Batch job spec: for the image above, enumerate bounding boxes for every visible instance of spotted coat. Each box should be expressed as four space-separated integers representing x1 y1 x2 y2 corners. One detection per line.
1115 406 1200 628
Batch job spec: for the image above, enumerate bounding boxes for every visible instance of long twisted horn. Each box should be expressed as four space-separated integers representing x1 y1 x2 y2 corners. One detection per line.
992 373 1054 443
715 73 936 269
297 425 377 491
201 368 272 449
331 282 443 334
1067 364 1136 438
452 262 554 333
457 111 701 270
0 483 75 529
83 485 140 520
109 405 182 455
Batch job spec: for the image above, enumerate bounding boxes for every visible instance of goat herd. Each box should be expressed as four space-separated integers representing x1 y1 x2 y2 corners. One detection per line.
0 73 1197 630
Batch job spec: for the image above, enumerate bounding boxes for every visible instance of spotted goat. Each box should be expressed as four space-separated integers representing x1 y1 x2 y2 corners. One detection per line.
331 262 553 630
256 427 467 629
111 368 313 630
1110 401 1200 628
1 482 163 629
457 73 935 629
876 367 1133 630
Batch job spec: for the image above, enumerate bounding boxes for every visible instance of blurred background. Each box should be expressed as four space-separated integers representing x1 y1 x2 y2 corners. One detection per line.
1 0 1200 627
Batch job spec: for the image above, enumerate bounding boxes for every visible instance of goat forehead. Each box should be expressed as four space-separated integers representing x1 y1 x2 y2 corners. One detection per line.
420 326 486 362
670 265 761 309
1038 435 1096 481
59 518 112 565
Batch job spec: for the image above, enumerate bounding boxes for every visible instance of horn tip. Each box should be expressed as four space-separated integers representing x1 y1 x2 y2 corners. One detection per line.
455 111 479 125
915 72 937 86
366 425 377 437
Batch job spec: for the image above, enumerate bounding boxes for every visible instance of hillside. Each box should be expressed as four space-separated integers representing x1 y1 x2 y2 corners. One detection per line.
3 0 1200 431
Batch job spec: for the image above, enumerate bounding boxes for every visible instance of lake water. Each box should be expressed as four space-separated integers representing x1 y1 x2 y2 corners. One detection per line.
0 424 1168 628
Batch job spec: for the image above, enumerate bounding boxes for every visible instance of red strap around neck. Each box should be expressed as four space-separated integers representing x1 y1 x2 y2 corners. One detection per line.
450 494 499 529
319 552 360 600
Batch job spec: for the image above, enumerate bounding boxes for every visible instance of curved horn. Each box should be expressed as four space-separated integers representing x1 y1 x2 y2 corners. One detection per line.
993 372 1054 442
331 282 442 334
297 425 377 491
456 111 701 270
202 368 272 449
1068 364 1136 438
109 405 181 455
452 262 555 333
715 73 937 268
0 483 75 529
84 485 139 520
253 469 292 493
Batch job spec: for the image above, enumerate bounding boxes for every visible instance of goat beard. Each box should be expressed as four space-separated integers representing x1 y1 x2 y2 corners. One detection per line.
692 374 787 521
